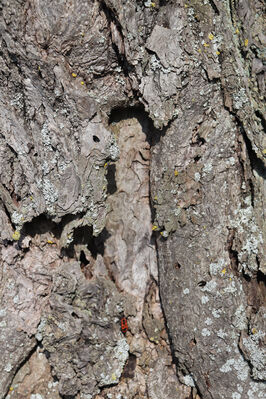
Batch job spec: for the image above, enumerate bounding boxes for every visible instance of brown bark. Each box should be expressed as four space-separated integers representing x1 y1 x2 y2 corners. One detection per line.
0 1 265 398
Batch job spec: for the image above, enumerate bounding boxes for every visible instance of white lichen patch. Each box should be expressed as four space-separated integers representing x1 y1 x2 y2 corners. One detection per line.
4 363 12 372
220 357 249 381
209 258 225 276
205 318 213 326
11 211 24 226
182 374 195 387
212 308 222 318
202 280 217 292
242 333 266 379
183 288 190 295
233 88 248 110
30 395 43 399
217 329 227 338
40 178 58 206
232 304 247 330
201 295 209 304
41 122 51 147
114 337 129 364
230 196 262 273
201 328 211 336
202 162 213 175
194 172 201 181
247 381 266 398
92 337 129 387
223 280 237 294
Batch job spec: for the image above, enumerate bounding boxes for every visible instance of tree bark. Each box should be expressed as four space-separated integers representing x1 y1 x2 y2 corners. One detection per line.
0 1 265 399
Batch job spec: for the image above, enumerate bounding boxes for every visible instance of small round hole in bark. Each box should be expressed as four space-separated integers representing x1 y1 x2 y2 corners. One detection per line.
198 280 206 287
93 135 100 142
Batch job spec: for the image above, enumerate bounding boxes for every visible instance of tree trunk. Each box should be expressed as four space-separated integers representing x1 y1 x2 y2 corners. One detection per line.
0 1 265 399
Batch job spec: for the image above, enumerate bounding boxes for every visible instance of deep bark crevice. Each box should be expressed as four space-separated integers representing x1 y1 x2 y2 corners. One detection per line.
235 116 266 179
4 342 38 399
100 0 135 79
109 105 166 146
209 0 220 15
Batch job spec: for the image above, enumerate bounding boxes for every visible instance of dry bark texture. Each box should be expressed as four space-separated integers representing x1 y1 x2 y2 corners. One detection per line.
0 1 265 399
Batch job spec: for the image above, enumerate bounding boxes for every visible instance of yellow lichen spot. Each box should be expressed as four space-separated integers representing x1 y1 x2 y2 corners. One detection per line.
152 225 158 231
9 387 14 392
184 4 188 7
216 50 220 55
154 195 158 201
150 2 156 7
235 28 240 34
12 231 20 241
72 73 77 78
38 66 41 71
251 328 257 335
203 42 209 47
81 81 85 85
221 268 226 275
208 33 214 40
29 195 33 200
198 48 202 53
229 277 232 281
111 373 117 381
81 32 85 37
262 149 266 155
47 240 54 244
174 170 179 176
244 39 248 47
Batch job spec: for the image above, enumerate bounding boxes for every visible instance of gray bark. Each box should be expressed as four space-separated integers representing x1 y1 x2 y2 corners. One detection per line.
0 1 265 399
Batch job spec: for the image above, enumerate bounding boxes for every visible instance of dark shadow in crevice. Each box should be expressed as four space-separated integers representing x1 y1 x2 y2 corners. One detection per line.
122 353 137 379
109 105 166 146
256 270 266 308
235 116 266 179
22 213 84 240
209 0 220 15
106 163 117 194
61 226 110 263
22 213 61 238
80 250 89 266
226 228 240 277
255 110 266 134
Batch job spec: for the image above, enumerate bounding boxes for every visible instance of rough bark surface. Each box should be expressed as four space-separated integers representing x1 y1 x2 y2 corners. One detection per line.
0 1 265 399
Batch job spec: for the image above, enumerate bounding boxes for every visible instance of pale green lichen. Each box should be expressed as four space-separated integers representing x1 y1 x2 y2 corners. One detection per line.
201 280 217 293
11 211 24 226
209 258 225 276
232 304 247 330
233 88 248 110
247 381 265 398
201 328 211 336
212 309 222 318
220 357 249 381
182 374 195 387
201 295 209 304
242 331 265 380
